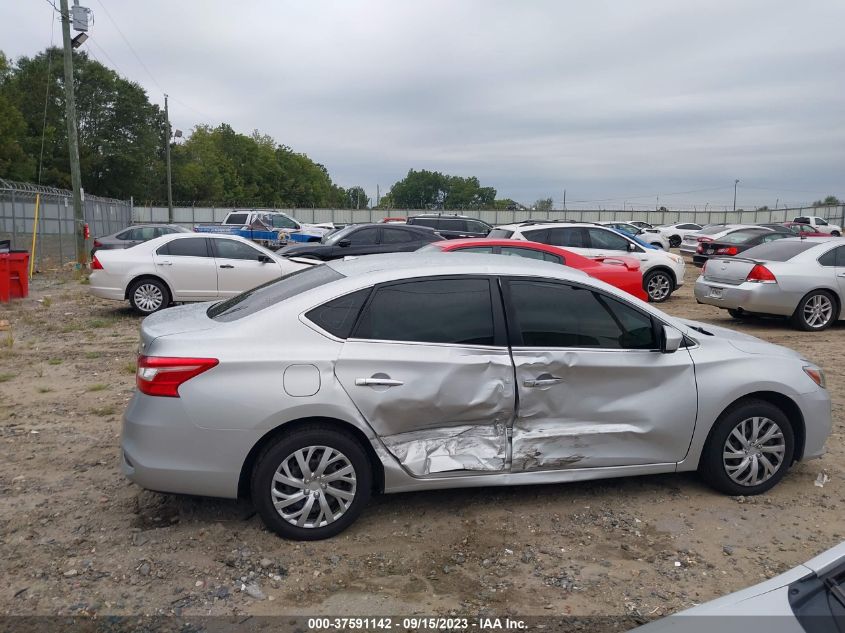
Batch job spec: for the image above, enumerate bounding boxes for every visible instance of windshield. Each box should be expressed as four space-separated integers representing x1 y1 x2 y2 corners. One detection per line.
321 225 360 245
207 264 344 321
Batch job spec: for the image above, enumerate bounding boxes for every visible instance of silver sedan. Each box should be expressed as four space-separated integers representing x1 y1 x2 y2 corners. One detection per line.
694 237 844 330
123 253 831 539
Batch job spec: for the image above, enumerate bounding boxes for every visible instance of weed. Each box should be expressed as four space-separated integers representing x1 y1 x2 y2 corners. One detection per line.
36 387 52 393
41 296 52 308
84 351 102 359
0 373 15 383
123 361 137 375
87 383 108 392
47 358 62 365
35 365 44 378
90 405 116 416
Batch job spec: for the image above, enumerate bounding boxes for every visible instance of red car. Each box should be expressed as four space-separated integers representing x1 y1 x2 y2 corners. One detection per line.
782 222 828 237
420 238 647 301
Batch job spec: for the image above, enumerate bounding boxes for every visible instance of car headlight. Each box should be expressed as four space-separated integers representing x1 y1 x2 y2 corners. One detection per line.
668 254 683 264
803 365 826 389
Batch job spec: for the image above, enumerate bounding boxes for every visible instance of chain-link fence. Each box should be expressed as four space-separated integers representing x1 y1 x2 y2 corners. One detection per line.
0 179 133 270
134 203 845 229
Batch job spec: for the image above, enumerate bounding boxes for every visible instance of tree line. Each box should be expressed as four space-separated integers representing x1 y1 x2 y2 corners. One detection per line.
0 48 367 208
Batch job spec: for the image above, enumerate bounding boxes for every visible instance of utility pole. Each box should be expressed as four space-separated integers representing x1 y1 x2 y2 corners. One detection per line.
60 0 87 266
563 189 566 211
164 94 173 222
733 179 740 212
376 184 380 207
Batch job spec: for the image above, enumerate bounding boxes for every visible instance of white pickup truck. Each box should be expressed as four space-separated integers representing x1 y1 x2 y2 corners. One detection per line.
194 211 333 248
792 215 842 236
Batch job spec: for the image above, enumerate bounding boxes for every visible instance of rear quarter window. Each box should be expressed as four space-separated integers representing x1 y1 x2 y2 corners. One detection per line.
488 229 515 239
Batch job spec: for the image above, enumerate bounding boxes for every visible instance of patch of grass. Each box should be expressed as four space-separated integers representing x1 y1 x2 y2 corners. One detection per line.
35 365 44 378
78 277 90 285
84 351 102 359
41 296 52 308
123 361 137 375
60 324 80 333
89 319 110 329
36 386 52 393
2 331 13 349
90 405 116 417
0 373 15 383
86 383 108 392
47 358 62 365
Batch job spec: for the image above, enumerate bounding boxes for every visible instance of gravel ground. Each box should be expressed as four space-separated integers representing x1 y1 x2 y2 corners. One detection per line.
0 261 841 621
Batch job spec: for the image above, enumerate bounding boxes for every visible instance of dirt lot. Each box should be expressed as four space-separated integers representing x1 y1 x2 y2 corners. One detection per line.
0 261 842 622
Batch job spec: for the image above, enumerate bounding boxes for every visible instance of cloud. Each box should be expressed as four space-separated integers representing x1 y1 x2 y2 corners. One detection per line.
6 0 844 207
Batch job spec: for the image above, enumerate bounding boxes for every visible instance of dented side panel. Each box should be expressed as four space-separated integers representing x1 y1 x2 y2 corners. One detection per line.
511 348 697 470
335 341 514 476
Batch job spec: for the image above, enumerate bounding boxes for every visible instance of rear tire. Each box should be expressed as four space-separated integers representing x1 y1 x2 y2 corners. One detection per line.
669 235 682 248
727 308 747 319
251 425 372 540
831 231 840 237
644 269 674 303
700 399 794 496
790 290 837 331
128 278 170 315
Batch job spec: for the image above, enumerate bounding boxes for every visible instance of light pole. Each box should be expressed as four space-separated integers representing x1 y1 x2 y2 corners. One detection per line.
733 179 740 212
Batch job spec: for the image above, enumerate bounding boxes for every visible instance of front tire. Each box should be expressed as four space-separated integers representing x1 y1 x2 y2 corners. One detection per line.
669 235 682 248
790 290 837 331
251 425 372 540
644 269 674 303
700 399 794 496
128 278 170 315
831 230 840 237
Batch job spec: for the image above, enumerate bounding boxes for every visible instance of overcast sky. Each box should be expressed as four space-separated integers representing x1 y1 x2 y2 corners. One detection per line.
6 0 845 209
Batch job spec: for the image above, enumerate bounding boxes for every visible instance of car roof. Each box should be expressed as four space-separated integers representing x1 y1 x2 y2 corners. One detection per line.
326 252 590 282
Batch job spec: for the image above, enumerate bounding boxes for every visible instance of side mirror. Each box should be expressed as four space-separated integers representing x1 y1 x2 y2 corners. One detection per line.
661 325 683 354
628 242 637 252
257 255 273 264
338 239 351 248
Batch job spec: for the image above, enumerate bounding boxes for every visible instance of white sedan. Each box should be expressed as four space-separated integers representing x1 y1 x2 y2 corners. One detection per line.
656 222 704 248
89 233 312 314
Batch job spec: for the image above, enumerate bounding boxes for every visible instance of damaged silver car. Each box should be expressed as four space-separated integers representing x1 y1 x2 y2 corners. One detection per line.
122 253 831 540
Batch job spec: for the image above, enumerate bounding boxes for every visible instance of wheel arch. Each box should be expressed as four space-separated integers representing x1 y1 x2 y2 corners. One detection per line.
643 265 677 288
124 274 174 301
237 417 385 499
699 391 806 466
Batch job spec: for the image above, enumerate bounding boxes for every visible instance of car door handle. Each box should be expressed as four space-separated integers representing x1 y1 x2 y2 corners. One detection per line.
219 264 235 269
837 272 845 278
524 376 565 388
355 378 403 387
156 261 173 266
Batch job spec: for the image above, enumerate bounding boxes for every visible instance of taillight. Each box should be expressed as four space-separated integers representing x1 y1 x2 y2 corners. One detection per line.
746 264 777 284
93 239 102 248
90 255 103 270
136 356 219 398
696 244 704 253
697 236 713 243
715 246 738 255
701 260 708 273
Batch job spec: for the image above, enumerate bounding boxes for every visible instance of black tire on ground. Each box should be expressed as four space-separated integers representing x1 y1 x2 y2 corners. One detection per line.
727 308 747 319
831 231 840 237
643 269 674 303
251 425 372 540
128 278 171 315
789 290 838 331
699 399 795 496
669 235 682 248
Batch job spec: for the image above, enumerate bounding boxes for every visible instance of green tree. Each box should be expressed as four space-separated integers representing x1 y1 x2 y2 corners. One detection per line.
533 197 553 211
0 53 33 181
812 195 841 206
386 169 496 209
344 186 369 209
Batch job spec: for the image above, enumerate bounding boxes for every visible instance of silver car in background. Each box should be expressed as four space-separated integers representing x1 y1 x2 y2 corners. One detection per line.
679 224 767 257
694 237 843 330
633 541 845 632
123 254 830 540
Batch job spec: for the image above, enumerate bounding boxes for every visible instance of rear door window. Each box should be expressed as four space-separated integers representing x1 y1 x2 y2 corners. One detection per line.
818 245 845 267
158 237 210 257
549 227 588 248
586 228 629 251
501 246 563 264
440 218 469 232
211 239 264 260
489 228 515 239
353 278 495 346
382 227 415 244
466 220 490 234
410 217 438 229
225 213 250 225
306 288 371 338
347 227 380 245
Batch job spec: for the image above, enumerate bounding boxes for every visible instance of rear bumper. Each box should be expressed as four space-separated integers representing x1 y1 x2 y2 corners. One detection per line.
693 277 797 316
89 285 125 301
121 392 259 499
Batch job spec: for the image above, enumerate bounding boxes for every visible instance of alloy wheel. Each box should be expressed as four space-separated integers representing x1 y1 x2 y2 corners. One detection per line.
722 416 786 487
647 273 672 301
133 283 164 313
270 446 357 529
803 294 833 328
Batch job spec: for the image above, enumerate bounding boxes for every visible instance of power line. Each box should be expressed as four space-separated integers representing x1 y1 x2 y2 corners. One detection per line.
85 36 125 76
92 0 165 94
37 9 57 185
